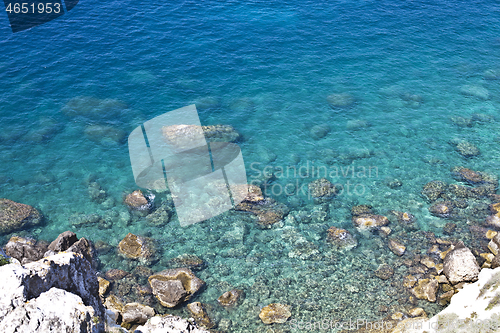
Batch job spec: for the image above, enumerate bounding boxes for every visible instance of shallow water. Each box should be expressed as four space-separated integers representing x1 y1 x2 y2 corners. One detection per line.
1 0 500 331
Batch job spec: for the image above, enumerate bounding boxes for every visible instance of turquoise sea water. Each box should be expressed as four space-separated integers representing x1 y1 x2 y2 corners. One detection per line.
1 0 500 331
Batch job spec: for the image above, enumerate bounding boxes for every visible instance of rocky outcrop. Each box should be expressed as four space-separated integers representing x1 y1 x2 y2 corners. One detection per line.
397 267 500 333
135 315 210 333
0 252 105 332
4 236 48 264
0 199 42 234
44 231 97 267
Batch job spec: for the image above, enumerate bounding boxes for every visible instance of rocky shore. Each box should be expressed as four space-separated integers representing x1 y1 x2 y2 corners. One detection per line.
2 164 500 332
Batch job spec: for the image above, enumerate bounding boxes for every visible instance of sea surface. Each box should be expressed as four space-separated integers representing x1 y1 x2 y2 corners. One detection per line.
1 0 500 331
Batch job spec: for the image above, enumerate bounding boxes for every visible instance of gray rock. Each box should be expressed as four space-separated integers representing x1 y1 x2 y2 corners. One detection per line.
48 231 78 252
0 252 104 332
122 303 155 325
443 244 480 284
134 315 210 333
4 236 48 265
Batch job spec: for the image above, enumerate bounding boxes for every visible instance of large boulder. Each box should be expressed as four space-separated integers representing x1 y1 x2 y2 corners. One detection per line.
4 236 48 265
0 252 105 332
0 199 42 234
443 244 480 284
148 267 205 308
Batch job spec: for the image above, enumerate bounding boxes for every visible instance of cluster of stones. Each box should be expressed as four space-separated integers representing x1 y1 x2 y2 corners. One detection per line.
421 167 498 223
235 185 289 228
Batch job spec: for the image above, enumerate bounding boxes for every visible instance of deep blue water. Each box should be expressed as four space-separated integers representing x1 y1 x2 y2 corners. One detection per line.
1 0 500 331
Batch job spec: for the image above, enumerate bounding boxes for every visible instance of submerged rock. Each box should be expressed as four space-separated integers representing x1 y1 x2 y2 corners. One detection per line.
118 233 157 265
186 302 215 329
352 214 389 232
388 238 406 256
61 96 128 119
0 252 105 332
460 84 490 100
452 166 498 186
410 278 439 302
455 141 480 158
259 303 292 324
161 124 239 150
327 93 356 108
0 199 42 234
374 263 394 280
148 267 205 308
429 201 454 218
167 254 205 271
217 289 244 308
309 124 330 140
124 190 153 212
84 124 126 145
421 180 447 202
308 178 337 202
326 226 357 251
235 198 288 228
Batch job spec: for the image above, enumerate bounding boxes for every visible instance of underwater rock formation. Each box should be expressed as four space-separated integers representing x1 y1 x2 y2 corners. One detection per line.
217 289 244 308
61 96 128 120
161 124 240 150
259 303 291 324
186 302 215 329
327 93 356 108
326 226 358 251
352 214 389 232
308 178 337 202
124 190 153 212
118 233 157 266
0 198 42 235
